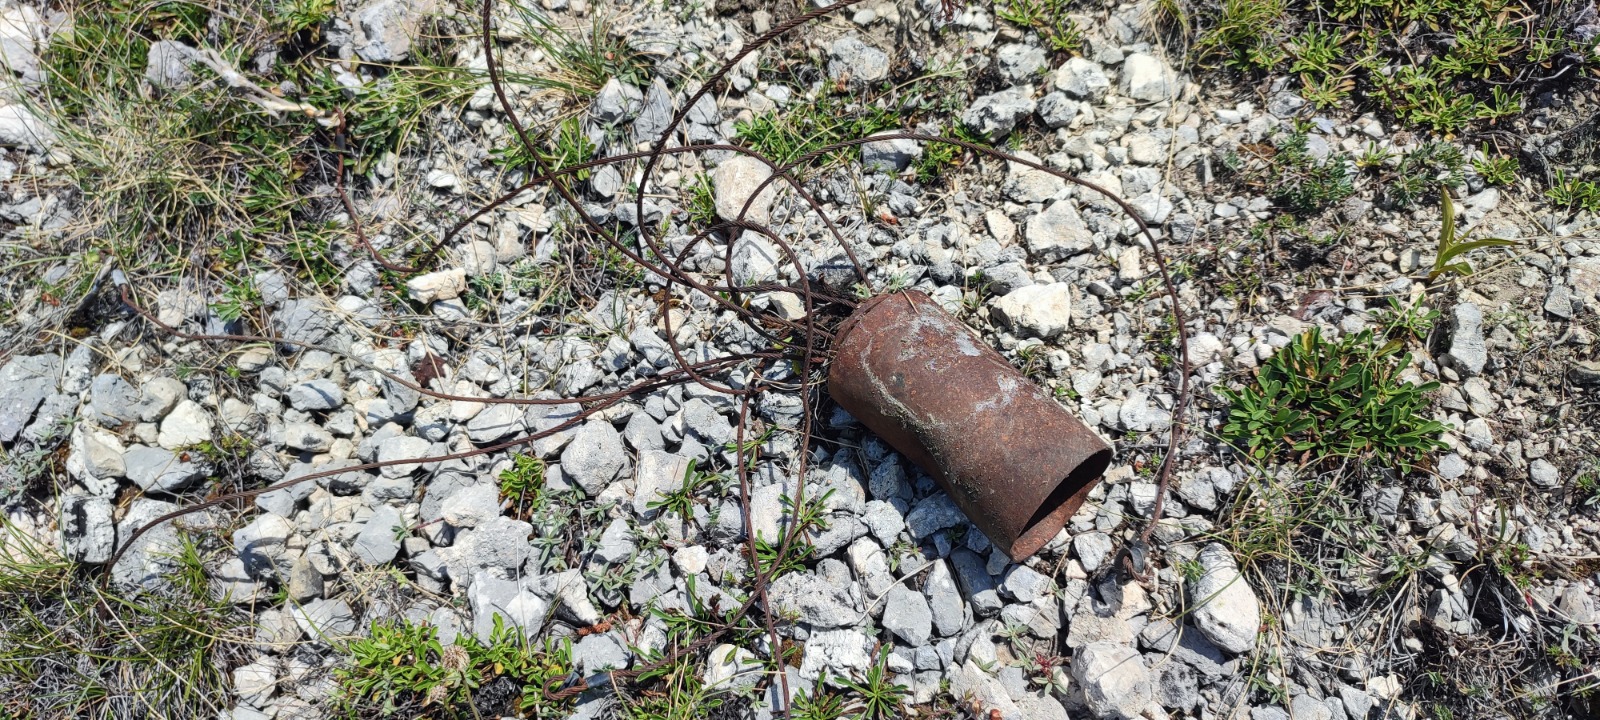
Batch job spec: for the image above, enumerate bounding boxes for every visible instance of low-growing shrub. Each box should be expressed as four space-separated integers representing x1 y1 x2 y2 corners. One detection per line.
1220 326 1448 470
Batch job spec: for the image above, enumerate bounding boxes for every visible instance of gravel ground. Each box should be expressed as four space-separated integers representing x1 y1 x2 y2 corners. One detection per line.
1 0 1599 718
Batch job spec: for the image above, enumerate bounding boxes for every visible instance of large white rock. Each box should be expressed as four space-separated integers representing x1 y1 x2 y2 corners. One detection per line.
1073 642 1154 720
1123 53 1178 103
712 155 778 225
991 283 1072 340
405 268 466 304
156 400 213 449
1189 543 1261 654
1024 200 1093 261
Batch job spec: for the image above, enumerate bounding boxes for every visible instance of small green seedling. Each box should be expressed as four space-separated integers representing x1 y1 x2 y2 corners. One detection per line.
1427 189 1514 283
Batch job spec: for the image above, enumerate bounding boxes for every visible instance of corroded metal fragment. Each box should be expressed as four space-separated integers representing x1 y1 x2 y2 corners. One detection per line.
828 291 1112 560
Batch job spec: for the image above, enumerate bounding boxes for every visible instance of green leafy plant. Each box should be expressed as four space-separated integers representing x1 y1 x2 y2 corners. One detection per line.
840 646 909 720
500 453 546 518
1427 190 1515 283
338 616 575 717
1219 327 1448 470
1546 169 1600 213
1471 148 1518 187
791 676 847 720
647 458 720 520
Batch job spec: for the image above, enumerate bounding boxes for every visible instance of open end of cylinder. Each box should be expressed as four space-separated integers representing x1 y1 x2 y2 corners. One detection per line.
1007 446 1115 560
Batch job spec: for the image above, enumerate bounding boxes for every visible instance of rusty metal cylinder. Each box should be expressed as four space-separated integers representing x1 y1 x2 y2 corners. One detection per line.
827 291 1113 561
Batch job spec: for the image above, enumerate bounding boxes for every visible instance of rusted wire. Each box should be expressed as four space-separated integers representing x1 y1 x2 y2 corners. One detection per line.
99 0 1197 716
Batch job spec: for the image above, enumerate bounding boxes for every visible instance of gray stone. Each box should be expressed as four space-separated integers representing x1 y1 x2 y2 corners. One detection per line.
466 403 525 443
799 628 873 682
884 583 934 645
1189 543 1260 654
951 549 1002 616
768 559 860 628
292 598 357 642
632 77 673 145
287 554 323 602
233 657 279 707
1339 686 1375 720
712 155 777 225
1037 92 1078 128
144 40 199 89
1002 565 1053 603
436 516 533 585
441 483 501 528
949 660 1020 718
1442 303 1487 377
996 43 1047 83
1157 662 1199 710
634 449 690 518
110 498 183 590
827 36 889 84
861 499 905 544
544 569 602 625
1073 532 1114 574
354 0 437 63
962 87 1036 140
1529 459 1559 488
561 420 626 495
123 444 208 493
377 435 431 478
353 505 403 566
574 631 632 675
673 545 708 575
156 400 212 449
595 518 635 564
1025 200 1092 261
861 132 921 173
1123 53 1178 102
405 268 465 303
58 494 115 563
0 354 57 442
234 513 293 577
273 299 336 348
282 422 334 453
592 77 642 125
680 398 735 446
991 283 1072 339
906 493 965 539
1054 57 1110 99
287 380 344 411
704 643 761 689
1074 642 1154 720
926 560 965 636
89 373 141 425
1536 284 1574 318
470 572 547 641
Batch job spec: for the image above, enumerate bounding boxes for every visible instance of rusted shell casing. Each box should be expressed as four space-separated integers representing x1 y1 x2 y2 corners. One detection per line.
827 291 1113 561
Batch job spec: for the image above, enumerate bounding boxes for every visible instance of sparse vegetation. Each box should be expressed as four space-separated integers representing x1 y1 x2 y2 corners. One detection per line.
1261 129 1354 215
0 519 249 719
994 0 1086 54
1191 0 1597 136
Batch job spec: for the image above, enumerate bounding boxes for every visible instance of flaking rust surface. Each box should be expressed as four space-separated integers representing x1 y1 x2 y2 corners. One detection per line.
827 291 1113 560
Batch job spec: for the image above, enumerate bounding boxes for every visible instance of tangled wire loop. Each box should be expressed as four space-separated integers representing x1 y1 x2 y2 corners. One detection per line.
103 0 1194 715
